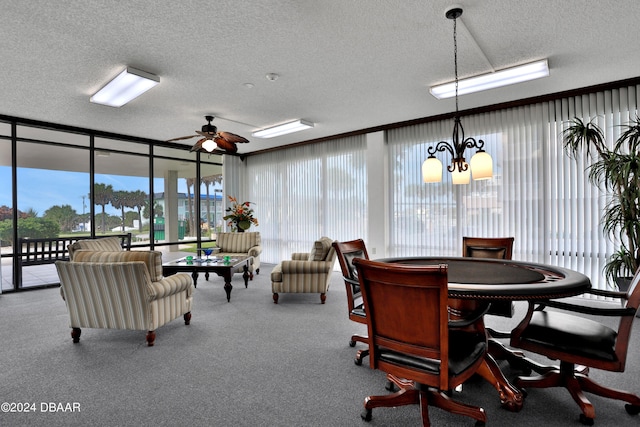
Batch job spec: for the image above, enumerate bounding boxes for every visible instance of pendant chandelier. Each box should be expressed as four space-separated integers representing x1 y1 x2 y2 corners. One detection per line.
422 7 493 185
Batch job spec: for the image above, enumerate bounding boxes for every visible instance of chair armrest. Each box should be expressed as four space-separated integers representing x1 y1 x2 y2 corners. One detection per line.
148 273 194 300
280 260 332 274
291 253 309 261
586 288 628 300
344 277 359 286
531 299 635 317
248 245 262 257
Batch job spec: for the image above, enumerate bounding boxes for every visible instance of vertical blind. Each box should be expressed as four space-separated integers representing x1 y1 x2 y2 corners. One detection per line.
388 85 639 290
245 135 367 264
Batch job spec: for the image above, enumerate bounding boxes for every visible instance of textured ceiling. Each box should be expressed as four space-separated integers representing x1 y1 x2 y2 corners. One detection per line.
1 0 638 155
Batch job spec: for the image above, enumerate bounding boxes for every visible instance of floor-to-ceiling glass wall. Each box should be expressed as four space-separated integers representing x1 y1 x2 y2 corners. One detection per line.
0 122 13 292
94 137 150 242
1 118 224 292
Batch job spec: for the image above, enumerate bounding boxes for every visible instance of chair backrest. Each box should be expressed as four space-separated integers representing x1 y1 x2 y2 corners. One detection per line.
216 232 261 253
55 260 153 330
334 239 369 280
333 239 369 312
71 250 164 282
615 267 640 361
625 267 640 311
463 236 514 260
68 236 129 260
309 236 335 262
353 258 451 390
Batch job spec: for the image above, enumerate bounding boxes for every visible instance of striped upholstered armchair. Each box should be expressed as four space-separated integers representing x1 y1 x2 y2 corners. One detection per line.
271 237 337 304
55 249 194 346
215 232 262 278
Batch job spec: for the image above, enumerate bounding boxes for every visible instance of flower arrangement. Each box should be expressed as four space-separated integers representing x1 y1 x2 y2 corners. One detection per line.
222 196 258 231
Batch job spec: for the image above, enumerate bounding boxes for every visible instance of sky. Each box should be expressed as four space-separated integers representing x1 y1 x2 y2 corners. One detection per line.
1 167 197 217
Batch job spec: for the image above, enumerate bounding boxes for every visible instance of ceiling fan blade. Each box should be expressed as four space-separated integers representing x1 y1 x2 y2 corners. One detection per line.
196 130 217 137
215 138 238 153
189 138 207 152
167 134 199 142
218 131 249 144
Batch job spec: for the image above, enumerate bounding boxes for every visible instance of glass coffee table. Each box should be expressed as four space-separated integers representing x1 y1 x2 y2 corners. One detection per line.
163 255 252 302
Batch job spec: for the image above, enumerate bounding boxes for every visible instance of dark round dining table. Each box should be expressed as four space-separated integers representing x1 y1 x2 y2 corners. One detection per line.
376 256 591 299
375 256 592 411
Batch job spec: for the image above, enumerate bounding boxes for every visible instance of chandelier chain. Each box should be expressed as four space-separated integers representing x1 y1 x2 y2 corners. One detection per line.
453 15 459 114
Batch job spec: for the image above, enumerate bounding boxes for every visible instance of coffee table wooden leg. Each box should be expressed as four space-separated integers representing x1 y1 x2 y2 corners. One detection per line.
223 271 233 302
243 264 249 288
191 271 199 288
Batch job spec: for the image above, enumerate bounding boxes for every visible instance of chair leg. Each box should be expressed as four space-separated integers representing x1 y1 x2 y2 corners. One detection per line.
71 327 81 343
361 375 486 426
354 348 369 366
515 362 620 424
427 389 487 426
418 392 431 427
320 293 326 304
183 312 191 325
362 382 420 422
350 333 368 347
578 372 640 411
146 330 156 346
272 293 279 304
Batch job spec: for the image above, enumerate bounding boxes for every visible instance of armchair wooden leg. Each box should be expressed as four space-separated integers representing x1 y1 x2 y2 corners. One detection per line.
320 293 326 304
184 312 191 325
146 330 156 347
71 327 81 343
272 293 279 304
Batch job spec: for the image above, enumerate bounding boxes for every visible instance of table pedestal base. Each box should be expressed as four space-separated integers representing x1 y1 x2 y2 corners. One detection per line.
450 299 524 412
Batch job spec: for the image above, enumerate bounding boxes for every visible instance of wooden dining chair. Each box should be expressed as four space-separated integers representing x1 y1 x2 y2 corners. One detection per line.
509 268 640 425
463 236 515 336
353 258 487 426
332 239 370 365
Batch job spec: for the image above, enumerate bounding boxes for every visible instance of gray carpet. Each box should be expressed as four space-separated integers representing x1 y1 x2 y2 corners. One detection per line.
1 264 639 427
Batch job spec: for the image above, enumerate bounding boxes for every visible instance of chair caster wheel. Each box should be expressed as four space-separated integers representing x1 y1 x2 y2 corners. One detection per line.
361 408 372 422
579 414 594 425
349 340 356 347
354 357 363 366
625 403 640 415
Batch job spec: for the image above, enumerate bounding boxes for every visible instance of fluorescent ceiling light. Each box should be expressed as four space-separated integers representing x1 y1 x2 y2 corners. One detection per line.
252 119 314 138
429 59 549 99
90 67 159 107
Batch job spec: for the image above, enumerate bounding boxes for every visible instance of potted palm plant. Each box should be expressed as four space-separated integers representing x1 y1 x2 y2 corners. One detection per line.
563 116 640 290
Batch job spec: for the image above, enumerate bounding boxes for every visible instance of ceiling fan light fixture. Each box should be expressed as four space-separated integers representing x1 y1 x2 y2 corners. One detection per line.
252 119 314 138
90 67 159 107
429 59 549 99
202 138 217 152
